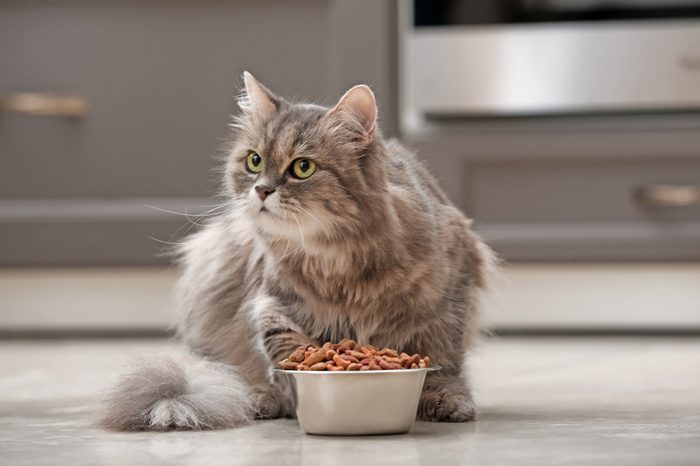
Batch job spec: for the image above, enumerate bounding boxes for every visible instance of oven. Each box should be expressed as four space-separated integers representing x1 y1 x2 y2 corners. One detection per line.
405 0 700 118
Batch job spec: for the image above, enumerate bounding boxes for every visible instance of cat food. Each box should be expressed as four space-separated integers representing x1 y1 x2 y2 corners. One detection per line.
277 339 431 371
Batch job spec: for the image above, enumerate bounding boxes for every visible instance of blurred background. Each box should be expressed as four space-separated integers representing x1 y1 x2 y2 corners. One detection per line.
1 0 699 336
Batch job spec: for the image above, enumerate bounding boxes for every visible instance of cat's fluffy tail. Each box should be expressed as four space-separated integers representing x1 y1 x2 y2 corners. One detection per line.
98 352 255 431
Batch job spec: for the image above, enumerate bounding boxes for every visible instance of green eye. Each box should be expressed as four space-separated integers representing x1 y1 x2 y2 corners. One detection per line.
246 152 263 173
291 159 316 179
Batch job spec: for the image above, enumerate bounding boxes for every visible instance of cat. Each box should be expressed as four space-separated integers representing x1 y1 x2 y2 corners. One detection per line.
99 72 494 430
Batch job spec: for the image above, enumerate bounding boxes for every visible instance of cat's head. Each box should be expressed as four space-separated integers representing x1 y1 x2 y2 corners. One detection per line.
225 72 388 244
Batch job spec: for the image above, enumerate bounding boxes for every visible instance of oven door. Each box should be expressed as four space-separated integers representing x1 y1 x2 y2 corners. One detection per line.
407 1 700 116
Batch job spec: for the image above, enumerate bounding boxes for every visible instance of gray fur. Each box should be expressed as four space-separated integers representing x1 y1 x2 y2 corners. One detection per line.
99 73 493 430
98 352 255 430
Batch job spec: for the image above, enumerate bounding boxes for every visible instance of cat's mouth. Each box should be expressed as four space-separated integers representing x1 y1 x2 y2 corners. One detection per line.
258 205 281 219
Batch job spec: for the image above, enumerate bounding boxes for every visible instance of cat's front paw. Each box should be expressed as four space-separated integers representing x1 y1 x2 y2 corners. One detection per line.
418 390 477 422
253 381 296 420
254 390 285 419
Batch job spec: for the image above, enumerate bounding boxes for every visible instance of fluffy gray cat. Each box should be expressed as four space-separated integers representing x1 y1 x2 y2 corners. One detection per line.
99 72 493 430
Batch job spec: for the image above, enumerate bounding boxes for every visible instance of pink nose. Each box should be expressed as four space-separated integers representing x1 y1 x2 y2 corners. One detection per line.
255 185 276 201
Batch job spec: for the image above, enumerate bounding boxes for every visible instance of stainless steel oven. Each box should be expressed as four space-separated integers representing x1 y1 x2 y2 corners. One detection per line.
405 0 700 117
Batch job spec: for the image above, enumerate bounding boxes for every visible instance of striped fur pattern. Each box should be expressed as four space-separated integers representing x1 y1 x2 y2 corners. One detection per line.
98 72 493 430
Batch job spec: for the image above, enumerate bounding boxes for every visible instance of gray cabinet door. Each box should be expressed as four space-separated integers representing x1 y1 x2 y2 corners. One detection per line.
409 118 700 261
0 0 399 265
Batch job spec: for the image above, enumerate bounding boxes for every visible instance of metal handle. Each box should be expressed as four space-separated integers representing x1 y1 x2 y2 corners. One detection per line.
0 93 88 118
635 184 700 208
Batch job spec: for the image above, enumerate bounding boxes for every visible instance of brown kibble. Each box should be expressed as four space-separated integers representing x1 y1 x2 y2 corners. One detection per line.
303 349 327 366
377 358 392 370
333 354 351 369
278 360 299 370
288 349 306 363
338 338 357 349
280 342 431 372
361 347 377 356
348 350 366 359
310 362 327 371
405 354 420 368
378 358 402 370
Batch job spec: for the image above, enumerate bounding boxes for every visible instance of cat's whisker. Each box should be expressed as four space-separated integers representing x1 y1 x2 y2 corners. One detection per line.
277 210 295 261
292 214 307 251
148 202 232 244
144 202 227 220
147 235 187 247
219 203 251 236
147 203 234 255
172 210 226 239
277 241 298 262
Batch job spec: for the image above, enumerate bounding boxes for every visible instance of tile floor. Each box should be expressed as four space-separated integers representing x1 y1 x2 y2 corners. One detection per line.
1 337 699 465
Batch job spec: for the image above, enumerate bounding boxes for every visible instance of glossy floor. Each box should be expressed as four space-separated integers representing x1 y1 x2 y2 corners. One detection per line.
1 337 699 465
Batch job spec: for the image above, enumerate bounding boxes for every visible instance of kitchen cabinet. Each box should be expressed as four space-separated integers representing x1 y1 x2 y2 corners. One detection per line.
408 116 700 261
0 0 398 265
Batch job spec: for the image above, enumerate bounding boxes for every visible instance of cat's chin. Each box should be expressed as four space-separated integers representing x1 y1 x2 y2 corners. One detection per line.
251 209 299 241
257 206 286 221
247 202 328 244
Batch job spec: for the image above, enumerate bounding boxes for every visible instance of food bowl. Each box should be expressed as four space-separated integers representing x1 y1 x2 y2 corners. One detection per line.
274 366 439 435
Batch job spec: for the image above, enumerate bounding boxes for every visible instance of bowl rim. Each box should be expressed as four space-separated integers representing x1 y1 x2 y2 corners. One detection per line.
273 365 440 375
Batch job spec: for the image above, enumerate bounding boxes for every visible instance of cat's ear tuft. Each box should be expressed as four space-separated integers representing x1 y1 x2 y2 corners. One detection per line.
328 85 377 141
238 71 282 119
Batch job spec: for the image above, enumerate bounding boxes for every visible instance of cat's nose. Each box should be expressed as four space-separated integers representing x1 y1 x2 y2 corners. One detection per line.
254 185 276 201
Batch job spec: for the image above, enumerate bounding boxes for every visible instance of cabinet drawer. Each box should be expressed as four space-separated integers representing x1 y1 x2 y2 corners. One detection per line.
469 159 700 223
466 159 700 261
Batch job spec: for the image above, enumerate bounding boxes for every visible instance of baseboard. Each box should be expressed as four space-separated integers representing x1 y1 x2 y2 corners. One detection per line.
0 267 178 331
481 263 700 330
2 264 699 332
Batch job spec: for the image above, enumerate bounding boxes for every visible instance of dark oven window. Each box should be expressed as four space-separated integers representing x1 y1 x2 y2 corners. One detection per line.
414 0 700 26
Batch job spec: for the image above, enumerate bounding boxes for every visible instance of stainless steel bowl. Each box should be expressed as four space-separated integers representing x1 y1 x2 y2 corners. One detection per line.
274 366 439 435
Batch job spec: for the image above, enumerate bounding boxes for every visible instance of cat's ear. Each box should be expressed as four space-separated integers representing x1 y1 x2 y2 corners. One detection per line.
327 85 377 143
238 71 283 119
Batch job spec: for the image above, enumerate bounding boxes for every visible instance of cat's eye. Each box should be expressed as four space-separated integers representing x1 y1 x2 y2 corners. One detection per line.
246 152 263 173
291 158 316 179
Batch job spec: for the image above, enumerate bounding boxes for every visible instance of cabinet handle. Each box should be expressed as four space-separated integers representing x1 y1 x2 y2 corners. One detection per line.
635 184 700 208
0 93 88 118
